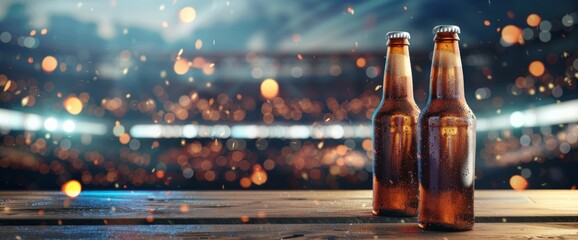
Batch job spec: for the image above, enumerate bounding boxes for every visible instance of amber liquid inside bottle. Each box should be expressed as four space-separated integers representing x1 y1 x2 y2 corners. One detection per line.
372 38 420 217
418 32 476 231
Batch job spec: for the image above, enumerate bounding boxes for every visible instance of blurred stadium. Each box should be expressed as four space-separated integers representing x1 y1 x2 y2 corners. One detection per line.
0 0 577 190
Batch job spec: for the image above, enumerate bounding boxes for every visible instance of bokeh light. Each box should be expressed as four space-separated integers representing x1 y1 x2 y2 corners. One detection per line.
526 14 541 27
0 1 577 192
260 78 279 100
63 96 83 115
528 61 545 77
356 58 366 68
43 117 58 131
62 120 76 133
62 180 82 197
509 175 528 191
173 58 189 75
240 177 252 188
119 133 131 144
179 7 196 23
251 166 268 186
41 56 58 73
501 25 523 45
195 39 203 50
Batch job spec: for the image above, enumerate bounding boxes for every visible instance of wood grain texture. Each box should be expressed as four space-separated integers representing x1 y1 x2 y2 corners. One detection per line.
1 190 577 238
0 223 577 239
1 190 577 222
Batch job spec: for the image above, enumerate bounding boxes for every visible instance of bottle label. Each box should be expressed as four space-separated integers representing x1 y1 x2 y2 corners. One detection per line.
422 116 475 190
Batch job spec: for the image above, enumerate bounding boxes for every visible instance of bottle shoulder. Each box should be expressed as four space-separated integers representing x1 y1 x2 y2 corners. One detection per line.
419 99 476 120
373 99 420 119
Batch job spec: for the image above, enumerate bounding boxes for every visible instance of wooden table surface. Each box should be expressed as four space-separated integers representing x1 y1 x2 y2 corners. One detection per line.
1 190 577 239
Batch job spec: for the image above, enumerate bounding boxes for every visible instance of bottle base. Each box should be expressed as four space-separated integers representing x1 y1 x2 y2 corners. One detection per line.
372 209 417 217
418 222 473 231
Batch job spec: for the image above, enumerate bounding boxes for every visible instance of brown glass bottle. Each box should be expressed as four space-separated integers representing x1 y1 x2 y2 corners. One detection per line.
372 31 420 217
418 25 476 231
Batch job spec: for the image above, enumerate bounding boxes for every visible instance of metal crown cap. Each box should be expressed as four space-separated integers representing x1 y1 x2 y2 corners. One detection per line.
432 25 461 34
386 31 410 39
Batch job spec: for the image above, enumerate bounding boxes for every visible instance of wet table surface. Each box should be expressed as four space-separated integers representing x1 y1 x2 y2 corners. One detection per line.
0 190 577 239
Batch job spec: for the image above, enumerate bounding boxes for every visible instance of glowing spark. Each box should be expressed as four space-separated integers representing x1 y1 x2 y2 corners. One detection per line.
21 96 30 106
375 85 382 91
347 6 354 15
3 80 11 92
177 48 184 58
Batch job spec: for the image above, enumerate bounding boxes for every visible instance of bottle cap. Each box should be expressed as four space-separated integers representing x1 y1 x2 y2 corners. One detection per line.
432 25 460 34
386 31 411 39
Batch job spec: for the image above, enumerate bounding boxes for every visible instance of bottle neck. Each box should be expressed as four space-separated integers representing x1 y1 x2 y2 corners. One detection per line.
382 38 414 100
429 33 465 100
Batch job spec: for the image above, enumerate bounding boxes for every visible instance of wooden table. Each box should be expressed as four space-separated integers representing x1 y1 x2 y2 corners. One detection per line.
1 190 577 239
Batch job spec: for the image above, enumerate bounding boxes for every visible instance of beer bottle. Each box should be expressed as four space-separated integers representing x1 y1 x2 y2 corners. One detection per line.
418 25 476 231
372 31 420 217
